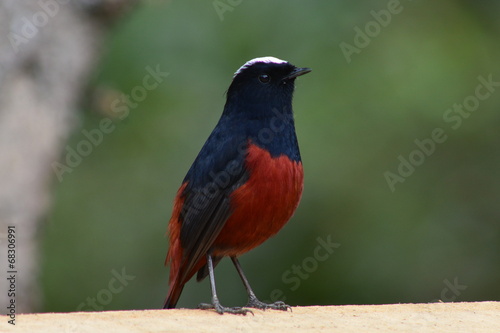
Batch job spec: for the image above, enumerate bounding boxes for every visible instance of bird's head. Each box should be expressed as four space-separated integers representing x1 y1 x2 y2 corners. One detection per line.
226 57 311 109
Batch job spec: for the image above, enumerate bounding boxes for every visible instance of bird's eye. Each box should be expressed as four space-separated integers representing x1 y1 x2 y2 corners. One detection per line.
258 74 270 83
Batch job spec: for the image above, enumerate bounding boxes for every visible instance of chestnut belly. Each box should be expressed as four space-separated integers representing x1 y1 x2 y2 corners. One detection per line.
212 144 303 256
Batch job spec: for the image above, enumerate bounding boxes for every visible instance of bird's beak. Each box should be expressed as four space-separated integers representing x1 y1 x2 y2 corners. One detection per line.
283 67 312 80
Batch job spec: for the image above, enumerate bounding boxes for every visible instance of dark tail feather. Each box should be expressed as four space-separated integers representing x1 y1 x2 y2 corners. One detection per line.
196 256 222 282
163 278 184 309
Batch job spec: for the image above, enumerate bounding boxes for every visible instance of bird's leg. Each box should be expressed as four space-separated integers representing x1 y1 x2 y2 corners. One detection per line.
231 257 291 311
198 254 253 315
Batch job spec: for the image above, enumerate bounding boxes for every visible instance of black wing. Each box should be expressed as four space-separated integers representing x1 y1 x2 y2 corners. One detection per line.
177 123 249 283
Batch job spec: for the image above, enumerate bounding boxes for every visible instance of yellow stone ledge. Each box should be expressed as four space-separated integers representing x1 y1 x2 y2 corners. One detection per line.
2 302 499 332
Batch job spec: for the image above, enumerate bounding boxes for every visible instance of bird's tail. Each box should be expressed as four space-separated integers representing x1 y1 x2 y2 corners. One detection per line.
164 235 185 309
163 261 205 308
164 257 207 308
164 184 188 309
163 277 184 309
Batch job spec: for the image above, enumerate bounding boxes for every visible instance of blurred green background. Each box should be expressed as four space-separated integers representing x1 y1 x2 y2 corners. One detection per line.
42 0 500 311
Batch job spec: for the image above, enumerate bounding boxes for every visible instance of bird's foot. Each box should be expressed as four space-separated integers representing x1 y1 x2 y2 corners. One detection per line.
198 302 253 315
247 298 291 311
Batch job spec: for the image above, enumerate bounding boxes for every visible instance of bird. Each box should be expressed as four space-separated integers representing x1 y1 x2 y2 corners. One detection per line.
164 56 311 315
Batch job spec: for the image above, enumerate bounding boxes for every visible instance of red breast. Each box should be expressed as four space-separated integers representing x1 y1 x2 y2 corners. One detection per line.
212 143 304 256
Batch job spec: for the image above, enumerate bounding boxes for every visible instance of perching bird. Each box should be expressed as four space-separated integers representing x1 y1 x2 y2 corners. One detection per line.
164 56 311 314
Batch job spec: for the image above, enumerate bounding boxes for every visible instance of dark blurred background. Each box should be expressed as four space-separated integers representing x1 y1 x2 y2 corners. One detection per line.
38 0 499 311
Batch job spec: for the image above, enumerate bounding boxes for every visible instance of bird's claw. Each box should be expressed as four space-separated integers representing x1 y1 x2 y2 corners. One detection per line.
247 299 291 311
198 302 253 315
